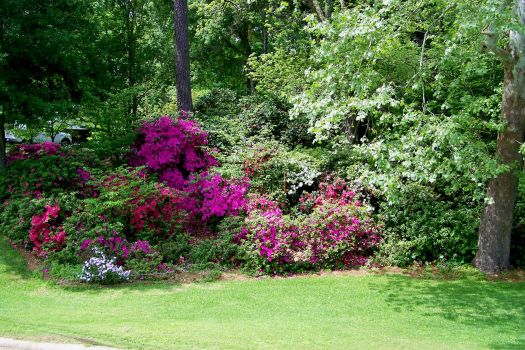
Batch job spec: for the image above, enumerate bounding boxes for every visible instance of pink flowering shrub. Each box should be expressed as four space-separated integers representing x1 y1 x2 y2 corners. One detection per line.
7 142 62 164
29 203 67 256
68 167 187 243
130 116 250 224
1 150 83 201
237 178 381 273
183 172 250 221
131 116 218 189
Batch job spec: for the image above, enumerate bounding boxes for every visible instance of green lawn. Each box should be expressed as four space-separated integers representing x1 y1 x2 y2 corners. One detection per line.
0 238 524 350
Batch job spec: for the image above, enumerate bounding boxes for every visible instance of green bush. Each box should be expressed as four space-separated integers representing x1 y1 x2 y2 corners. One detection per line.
376 184 480 267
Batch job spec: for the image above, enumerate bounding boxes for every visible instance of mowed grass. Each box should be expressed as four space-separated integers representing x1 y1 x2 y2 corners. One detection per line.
0 238 524 350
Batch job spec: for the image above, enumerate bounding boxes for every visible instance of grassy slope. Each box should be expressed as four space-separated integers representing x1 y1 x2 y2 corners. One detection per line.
0 237 524 350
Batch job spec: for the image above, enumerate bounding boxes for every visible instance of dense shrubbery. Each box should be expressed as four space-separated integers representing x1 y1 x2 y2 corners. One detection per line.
0 115 382 283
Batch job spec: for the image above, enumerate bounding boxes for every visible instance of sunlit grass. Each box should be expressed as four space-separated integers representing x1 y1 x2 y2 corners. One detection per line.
0 237 524 350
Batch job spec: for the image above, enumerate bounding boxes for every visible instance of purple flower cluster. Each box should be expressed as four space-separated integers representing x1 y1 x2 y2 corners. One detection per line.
130 116 250 223
184 172 250 221
79 247 131 283
131 116 218 189
80 232 154 263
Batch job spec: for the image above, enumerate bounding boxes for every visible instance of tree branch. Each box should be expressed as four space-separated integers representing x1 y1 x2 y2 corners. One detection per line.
481 25 512 63
307 0 326 22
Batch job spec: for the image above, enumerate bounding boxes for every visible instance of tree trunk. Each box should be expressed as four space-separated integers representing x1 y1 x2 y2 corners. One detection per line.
125 0 138 120
476 4 525 272
173 0 192 113
0 115 6 170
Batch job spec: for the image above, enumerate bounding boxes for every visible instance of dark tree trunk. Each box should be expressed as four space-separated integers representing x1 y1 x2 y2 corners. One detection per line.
0 115 6 170
173 0 192 113
476 5 525 273
238 23 256 93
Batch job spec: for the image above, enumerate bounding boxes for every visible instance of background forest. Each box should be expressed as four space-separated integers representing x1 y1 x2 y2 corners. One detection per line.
1 0 524 282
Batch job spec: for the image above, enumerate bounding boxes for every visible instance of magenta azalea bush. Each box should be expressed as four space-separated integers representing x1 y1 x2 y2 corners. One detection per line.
131 116 250 223
131 116 218 189
237 178 381 273
7 142 62 164
183 172 250 221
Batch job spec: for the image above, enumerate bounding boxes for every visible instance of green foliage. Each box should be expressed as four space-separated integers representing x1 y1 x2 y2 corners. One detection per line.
0 196 37 244
194 89 311 150
0 0 94 128
0 155 80 200
190 233 243 270
376 184 480 266
157 234 193 265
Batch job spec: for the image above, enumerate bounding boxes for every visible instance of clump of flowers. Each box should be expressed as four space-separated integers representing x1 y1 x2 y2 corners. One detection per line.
29 203 67 256
130 116 218 189
79 232 166 280
184 172 250 221
130 116 250 224
7 142 62 164
80 232 155 263
79 247 131 284
237 178 381 273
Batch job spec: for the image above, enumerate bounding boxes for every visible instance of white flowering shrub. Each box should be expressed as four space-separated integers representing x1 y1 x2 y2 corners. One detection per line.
79 248 131 284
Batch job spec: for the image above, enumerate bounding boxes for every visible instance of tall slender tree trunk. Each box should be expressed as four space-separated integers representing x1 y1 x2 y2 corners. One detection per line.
476 0 525 273
173 0 192 113
0 115 6 170
125 0 138 120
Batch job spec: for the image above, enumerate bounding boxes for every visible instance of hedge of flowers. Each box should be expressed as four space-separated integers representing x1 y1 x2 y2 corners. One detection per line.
0 115 382 282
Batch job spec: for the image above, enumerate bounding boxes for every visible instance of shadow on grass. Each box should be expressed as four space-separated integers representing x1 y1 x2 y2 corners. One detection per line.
0 236 32 279
369 275 525 349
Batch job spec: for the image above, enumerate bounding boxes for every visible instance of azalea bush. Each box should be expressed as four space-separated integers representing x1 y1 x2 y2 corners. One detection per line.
131 115 251 224
6 142 62 164
237 178 381 274
29 203 67 256
131 115 218 189
56 167 187 260
0 154 80 200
